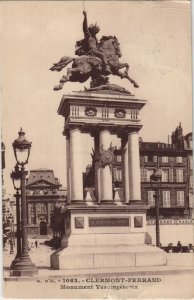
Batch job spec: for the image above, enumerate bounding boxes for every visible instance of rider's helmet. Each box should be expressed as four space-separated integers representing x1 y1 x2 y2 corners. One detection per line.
89 23 100 35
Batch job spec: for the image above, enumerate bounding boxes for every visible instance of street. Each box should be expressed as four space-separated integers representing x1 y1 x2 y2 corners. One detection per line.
3 243 194 299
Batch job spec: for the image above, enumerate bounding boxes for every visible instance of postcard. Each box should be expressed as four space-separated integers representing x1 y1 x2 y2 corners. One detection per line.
1 1 193 299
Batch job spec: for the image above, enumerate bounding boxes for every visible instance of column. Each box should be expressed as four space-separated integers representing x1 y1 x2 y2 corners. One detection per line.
47 203 50 224
94 134 101 203
122 139 130 203
35 203 38 224
16 190 21 258
46 202 48 223
70 127 84 202
99 129 113 203
66 134 71 203
27 203 31 225
128 131 141 201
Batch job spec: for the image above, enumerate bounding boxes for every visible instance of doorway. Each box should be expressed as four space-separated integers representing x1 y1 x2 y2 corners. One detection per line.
40 221 47 235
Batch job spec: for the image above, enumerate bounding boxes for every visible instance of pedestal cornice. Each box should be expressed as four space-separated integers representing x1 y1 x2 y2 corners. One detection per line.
58 91 147 119
59 92 146 136
63 204 149 214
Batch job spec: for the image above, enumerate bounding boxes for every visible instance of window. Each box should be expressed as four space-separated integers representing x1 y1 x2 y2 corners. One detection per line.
147 156 157 162
38 203 46 213
190 175 193 188
116 155 122 163
113 168 117 182
176 169 184 182
177 191 184 206
48 203 55 213
141 168 150 182
162 169 168 182
158 169 162 177
37 203 40 213
30 205 34 212
143 169 147 182
162 156 168 163
144 156 148 162
146 169 155 182
117 169 122 182
140 168 144 182
148 191 155 206
162 191 171 207
153 156 157 163
113 168 122 182
169 169 173 182
176 157 183 163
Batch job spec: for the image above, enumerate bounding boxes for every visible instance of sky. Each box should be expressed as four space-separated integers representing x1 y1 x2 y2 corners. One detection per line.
0 1 192 195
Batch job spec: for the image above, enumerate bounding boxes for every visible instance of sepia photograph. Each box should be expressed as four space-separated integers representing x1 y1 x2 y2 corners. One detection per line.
0 0 193 299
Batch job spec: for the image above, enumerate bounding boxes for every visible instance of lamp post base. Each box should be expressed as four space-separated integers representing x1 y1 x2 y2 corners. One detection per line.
10 253 38 277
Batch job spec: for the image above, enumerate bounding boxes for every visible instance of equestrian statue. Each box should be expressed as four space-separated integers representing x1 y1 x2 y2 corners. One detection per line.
50 11 139 92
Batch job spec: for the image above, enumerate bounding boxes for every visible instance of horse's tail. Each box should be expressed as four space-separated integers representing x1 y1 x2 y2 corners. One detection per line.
50 56 74 72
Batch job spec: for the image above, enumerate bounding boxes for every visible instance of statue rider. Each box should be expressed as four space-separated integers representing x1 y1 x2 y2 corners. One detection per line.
77 11 111 74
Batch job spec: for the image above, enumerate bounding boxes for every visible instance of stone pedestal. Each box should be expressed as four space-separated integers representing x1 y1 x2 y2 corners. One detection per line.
51 206 166 270
51 91 167 271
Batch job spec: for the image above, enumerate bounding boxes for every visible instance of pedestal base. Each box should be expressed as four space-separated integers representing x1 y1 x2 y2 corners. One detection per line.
51 244 166 270
50 205 167 270
10 254 38 277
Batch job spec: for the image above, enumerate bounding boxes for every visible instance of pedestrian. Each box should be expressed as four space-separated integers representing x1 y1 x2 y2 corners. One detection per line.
177 241 182 253
31 242 35 252
35 240 38 248
28 240 31 252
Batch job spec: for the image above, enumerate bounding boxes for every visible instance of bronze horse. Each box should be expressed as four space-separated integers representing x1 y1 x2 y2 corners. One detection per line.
50 36 138 90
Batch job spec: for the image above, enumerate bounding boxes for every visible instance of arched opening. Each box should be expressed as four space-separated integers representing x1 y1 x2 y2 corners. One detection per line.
40 221 47 235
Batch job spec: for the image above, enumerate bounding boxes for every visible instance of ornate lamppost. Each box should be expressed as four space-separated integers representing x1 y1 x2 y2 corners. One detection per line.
150 169 162 248
10 128 38 276
10 164 22 263
9 214 14 254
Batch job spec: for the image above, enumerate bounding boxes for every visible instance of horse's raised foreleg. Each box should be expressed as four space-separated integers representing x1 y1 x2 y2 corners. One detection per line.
116 64 139 88
54 68 78 91
118 63 129 75
54 75 68 91
123 72 139 88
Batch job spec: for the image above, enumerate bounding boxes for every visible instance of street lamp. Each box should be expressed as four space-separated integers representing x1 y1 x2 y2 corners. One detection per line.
10 164 22 262
10 128 38 276
150 169 162 248
9 214 14 254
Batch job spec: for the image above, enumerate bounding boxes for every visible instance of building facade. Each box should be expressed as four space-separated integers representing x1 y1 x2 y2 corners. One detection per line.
141 123 192 221
83 124 193 245
26 168 67 237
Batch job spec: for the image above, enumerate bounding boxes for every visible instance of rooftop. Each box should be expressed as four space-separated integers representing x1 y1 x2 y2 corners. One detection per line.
26 169 60 187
